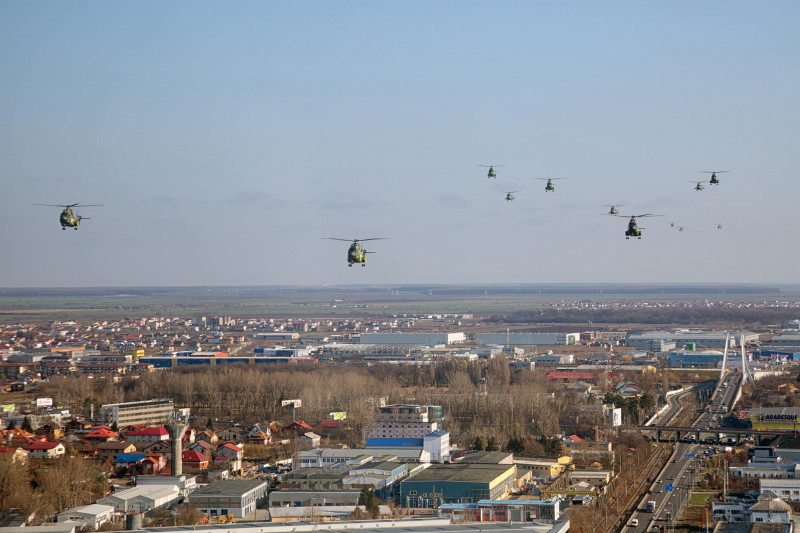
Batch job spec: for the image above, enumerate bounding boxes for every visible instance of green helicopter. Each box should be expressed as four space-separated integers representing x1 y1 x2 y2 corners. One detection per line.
605 204 625 215
691 180 706 191
701 170 728 185
478 165 504 178
615 213 663 240
34 203 103 230
505 191 519 201
324 237 387 267
534 178 565 192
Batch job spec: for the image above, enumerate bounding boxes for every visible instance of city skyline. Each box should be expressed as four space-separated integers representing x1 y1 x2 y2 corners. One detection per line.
2 2 799 287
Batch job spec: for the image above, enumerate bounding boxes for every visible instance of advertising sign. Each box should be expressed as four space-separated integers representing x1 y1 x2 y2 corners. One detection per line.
36 397 53 408
611 408 622 427
329 411 347 421
1 404 14 413
281 399 302 408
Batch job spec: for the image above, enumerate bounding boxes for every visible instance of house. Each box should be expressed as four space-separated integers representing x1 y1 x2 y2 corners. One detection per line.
187 440 214 458
749 492 792 524
96 441 137 462
140 453 166 474
55 504 115 530
85 428 120 443
247 429 271 446
115 453 147 472
36 423 64 441
298 432 321 447
283 421 314 435
141 440 172 457
216 425 248 442
196 430 218 444
125 427 169 443
214 443 243 472
181 450 210 473
24 441 66 460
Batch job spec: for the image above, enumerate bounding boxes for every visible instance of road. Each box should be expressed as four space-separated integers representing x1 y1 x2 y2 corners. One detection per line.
626 371 742 532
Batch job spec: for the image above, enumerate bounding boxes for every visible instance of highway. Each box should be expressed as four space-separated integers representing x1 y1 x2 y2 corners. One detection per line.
626 371 742 532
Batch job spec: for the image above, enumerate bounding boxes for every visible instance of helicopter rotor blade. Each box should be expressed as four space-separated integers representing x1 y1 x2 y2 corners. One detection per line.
701 170 729 174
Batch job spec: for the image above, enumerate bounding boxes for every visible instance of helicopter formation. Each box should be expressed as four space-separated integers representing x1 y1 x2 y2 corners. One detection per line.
32 166 731 267
479 166 731 241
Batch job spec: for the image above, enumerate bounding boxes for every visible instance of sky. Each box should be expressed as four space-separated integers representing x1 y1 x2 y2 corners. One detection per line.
1 1 799 287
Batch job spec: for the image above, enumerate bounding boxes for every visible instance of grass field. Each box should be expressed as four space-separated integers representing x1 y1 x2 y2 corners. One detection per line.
688 491 715 506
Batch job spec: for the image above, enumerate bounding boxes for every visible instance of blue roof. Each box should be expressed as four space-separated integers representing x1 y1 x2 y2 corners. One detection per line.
365 438 423 448
425 429 448 437
115 453 147 463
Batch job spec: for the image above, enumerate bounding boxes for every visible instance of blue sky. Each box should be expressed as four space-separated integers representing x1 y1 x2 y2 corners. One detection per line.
1 2 798 287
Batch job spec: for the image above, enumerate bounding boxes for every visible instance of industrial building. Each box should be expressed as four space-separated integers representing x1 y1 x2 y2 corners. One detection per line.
100 399 174 426
359 332 466 346
139 355 317 368
771 334 800 346
438 499 561 523
531 354 574 365
626 330 758 349
98 485 179 512
400 463 517 508
476 333 581 346
188 479 269 518
669 351 726 367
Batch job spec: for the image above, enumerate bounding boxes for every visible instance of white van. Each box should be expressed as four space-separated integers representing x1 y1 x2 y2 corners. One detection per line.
630 519 639 527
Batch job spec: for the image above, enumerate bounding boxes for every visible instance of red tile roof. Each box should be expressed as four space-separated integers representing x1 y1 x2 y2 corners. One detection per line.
86 429 119 439
182 450 210 463
222 443 242 452
126 427 168 437
24 441 63 450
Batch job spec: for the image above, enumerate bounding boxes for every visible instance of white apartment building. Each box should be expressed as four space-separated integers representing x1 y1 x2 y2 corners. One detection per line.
363 404 443 440
101 399 174 426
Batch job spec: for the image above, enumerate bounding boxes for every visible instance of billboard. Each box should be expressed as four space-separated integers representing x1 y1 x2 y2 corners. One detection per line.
611 408 622 427
36 397 53 408
329 411 347 421
281 399 302 408
1 404 14 413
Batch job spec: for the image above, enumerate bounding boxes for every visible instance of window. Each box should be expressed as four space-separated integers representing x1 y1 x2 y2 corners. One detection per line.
409 491 417 496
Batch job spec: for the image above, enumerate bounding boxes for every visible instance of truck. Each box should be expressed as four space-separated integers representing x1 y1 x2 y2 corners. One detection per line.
647 501 656 513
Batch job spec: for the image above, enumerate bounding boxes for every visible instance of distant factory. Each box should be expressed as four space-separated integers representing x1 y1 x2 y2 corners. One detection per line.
475 332 581 346
625 329 758 350
359 332 466 347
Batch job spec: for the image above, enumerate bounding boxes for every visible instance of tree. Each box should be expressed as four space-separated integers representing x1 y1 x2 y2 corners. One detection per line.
473 435 488 451
0 455 33 514
206 417 214 429
357 487 380 519
486 437 499 451
176 505 205 526
35 457 108 514
505 436 525 454
21 417 32 432
5 420 15 430
110 421 119 433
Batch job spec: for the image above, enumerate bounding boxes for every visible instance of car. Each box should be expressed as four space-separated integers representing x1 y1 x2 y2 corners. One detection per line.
631 519 639 527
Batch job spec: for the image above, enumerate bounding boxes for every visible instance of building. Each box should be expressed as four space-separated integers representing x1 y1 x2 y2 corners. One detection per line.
476 333 581 346
98 485 179 512
100 399 174 426
359 333 466 346
749 493 792 523
364 404 443 440
125 426 170 443
24 441 66 460
759 478 800 501
531 354 574 365
626 330 758 349
400 463 517 508
669 351 726 368
513 456 572 481
188 479 268 518
365 430 449 464
438 499 561 523
771 334 800 346
55 504 115 530
96 441 137 461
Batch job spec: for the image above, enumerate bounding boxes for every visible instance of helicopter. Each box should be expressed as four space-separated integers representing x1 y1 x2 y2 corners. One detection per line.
717 224 723 229
324 237 386 267
701 170 728 185
615 213 663 239
534 178 565 192
505 191 519 201
605 204 625 215
34 203 103 230
691 180 706 191
478 165 504 179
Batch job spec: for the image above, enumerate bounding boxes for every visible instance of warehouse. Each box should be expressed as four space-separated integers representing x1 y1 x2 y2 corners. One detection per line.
359 333 465 346
400 463 517 508
188 479 268 518
476 333 581 346
626 330 758 349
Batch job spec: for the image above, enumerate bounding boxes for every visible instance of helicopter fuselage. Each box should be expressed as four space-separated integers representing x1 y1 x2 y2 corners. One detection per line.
347 242 368 267
59 208 81 230
625 218 642 239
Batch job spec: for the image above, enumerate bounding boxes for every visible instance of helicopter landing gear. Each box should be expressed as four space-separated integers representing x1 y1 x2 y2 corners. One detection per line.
625 236 629 240
362 264 366 267
348 264 353 267
637 236 641 240
62 227 66 231
74 227 78 231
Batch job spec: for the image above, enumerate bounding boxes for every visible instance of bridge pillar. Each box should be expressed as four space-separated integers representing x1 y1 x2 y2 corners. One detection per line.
656 429 661 442
675 430 680 441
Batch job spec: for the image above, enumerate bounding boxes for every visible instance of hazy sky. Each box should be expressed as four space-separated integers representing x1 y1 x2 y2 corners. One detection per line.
1 2 799 287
